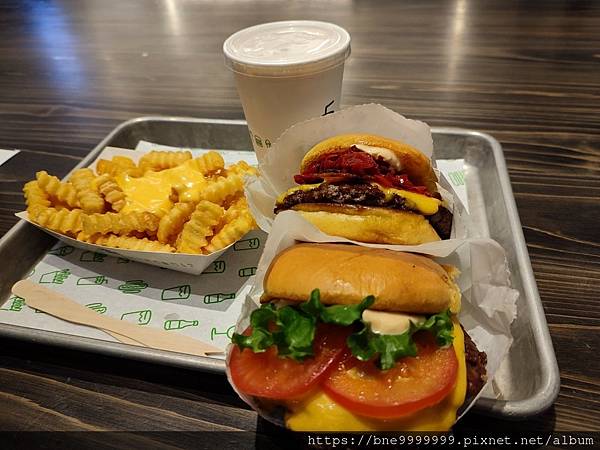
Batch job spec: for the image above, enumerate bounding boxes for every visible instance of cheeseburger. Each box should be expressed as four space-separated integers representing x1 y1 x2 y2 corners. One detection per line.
228 244 487 431
275 133 453 245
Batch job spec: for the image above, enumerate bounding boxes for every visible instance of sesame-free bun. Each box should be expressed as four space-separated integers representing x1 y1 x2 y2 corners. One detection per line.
292 203 441 245
300 133 438 193
262 243 461 314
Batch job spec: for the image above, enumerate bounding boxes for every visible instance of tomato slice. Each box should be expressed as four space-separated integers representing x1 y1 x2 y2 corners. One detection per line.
323 331 458 418
229 324 350 400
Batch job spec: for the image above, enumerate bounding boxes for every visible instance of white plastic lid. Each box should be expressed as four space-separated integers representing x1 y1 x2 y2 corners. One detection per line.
223 21 351 77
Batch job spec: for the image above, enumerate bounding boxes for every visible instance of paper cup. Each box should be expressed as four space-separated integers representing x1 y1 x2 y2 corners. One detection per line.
224 21 351 152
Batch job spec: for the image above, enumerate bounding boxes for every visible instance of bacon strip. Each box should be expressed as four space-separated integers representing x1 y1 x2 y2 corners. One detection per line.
298 148 431 195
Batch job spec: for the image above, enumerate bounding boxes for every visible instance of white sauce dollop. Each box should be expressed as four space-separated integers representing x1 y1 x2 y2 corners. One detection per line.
362 310 425 335
354 144 402 171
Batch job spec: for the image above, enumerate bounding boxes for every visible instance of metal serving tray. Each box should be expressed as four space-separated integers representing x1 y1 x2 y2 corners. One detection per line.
0 117 559 419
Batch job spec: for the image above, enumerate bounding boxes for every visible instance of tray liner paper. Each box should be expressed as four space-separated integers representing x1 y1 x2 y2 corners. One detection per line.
0 230 266 354
4 143 265 355
227 104 518 428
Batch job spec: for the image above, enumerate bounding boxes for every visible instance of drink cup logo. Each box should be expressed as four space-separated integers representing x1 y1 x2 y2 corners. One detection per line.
39 269 70 284
117 257 130 264
118 280 148 294
80 251 106 262
210 325 236 341
161 285 191 301
234 237 260 251
322 99 335 116
163 319 198 330
238 267 257 277
203 292 235 304
1 295 25 312
48 245 74 257
202 260 226 274
86 303 107 314
121 309 152 326
77 275 108 286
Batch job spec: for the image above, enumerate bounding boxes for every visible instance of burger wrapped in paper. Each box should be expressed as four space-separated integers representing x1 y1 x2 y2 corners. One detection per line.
274 134 453 245
226 243 487 431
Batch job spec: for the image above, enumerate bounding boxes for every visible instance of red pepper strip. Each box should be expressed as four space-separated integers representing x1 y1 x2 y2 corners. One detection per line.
298 149 432 195
304 150 379 176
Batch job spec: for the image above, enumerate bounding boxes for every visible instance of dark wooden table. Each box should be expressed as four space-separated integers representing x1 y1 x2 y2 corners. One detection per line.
1 0 599 446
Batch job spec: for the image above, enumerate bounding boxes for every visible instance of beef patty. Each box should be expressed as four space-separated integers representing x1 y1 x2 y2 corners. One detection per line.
463 326 488 400
275 182 453 239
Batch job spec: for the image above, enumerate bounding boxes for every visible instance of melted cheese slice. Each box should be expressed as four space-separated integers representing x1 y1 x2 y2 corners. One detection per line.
285 320 466 432
375 184 440 215
276 183 321 204
116 160 206 217
277 182 440 216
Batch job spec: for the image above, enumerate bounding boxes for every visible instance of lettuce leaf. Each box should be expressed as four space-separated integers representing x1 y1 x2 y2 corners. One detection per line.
420 309 454 347
347 326 418 370
232 289 372 360
300 289 375 325
231 289 454 368
347 309 454 370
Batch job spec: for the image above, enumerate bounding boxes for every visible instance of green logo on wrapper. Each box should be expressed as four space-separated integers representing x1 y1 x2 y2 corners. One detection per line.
86 303 107 314
448 170 465 186
203 292 235 304
234 237 260 251
39 269 70 284
77 275 108 286
80 251 106 262
238 267 257 277
121 310 152 325
1 295 25 312
48 245 74 257
210 325 235 341
202 260 226 274
118 280 148 294
161 285 191 301
164 319 198 330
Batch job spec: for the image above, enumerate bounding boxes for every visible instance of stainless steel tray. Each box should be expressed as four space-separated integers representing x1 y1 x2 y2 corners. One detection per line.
0 117 560 419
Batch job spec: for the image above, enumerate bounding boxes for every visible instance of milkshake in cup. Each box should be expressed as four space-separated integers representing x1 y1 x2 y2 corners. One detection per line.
223 21 351 152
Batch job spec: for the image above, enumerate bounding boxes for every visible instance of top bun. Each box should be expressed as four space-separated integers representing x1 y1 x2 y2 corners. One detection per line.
262 243 460 314
300 133 438 193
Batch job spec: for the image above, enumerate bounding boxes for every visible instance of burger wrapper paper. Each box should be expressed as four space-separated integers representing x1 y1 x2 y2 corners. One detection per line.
226 213 518 429
244 103 469 244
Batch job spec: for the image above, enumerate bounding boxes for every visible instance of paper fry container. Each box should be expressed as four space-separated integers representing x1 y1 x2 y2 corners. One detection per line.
18 147 255 275
15 211 228 275
245 103 470 244
225 214 519 430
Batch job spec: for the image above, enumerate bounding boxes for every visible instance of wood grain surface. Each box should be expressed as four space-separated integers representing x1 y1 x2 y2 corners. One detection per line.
0 0 599 445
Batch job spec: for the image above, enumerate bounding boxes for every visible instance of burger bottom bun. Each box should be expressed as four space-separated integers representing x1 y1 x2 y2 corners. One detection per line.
291 203 441 245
